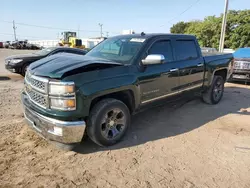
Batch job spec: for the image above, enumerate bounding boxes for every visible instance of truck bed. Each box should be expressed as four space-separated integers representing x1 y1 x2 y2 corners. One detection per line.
203 53 233 64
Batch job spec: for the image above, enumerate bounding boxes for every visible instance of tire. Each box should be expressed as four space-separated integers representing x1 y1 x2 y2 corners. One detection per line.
202 75 225 104
87 98 131 146
21 64 28 77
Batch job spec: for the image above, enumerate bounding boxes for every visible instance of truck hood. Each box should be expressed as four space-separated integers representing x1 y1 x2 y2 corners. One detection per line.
28 53 122 79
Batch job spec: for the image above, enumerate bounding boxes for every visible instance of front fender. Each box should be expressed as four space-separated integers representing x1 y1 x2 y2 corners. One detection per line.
77 74 140 117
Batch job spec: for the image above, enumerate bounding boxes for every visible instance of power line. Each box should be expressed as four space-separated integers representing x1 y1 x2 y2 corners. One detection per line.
160 0 202 27
0 20 120 34
0 32 54 40
0 20 99 33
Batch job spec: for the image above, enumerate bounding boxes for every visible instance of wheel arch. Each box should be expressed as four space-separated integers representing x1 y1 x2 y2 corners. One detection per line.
89 89 136 114
209 67 228 85
214 68 227 81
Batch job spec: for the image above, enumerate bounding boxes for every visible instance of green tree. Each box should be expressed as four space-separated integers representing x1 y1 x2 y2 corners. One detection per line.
170 21 190 34
170 10 250 49
225 10 250 49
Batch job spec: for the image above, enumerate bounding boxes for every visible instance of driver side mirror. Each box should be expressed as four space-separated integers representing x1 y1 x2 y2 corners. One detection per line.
142 54 165 65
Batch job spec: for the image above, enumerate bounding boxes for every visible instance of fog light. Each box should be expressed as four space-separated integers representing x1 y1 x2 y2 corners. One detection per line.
48 126 63 136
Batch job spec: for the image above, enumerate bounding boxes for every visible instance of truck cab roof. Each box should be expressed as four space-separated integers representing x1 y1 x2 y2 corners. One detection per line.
113 33 196 40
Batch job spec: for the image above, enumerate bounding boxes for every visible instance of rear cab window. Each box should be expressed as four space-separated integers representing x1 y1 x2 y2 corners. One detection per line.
175 40 199 61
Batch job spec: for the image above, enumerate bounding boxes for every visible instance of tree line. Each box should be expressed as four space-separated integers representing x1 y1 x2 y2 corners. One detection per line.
170 10 250 49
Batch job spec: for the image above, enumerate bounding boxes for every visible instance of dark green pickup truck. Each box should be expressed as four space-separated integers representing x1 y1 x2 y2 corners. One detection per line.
21 33 233 148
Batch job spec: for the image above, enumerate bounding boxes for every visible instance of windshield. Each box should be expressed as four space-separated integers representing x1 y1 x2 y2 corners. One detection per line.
34 47 57 56
86 37 146 64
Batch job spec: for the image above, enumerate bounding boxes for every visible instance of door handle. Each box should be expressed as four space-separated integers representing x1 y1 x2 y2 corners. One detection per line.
170 68 179 72
197 63 204 67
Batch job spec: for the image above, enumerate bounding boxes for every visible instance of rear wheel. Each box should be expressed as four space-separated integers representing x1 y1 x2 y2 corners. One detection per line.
202 75 225 104
87 98 130 146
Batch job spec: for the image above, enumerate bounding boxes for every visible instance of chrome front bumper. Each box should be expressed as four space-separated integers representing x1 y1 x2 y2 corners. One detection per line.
23 106 86 144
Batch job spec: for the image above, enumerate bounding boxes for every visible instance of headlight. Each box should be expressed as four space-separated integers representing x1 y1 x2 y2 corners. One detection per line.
50 98 76 110
9 59 23 64
49 81 76 111
49 82 75 95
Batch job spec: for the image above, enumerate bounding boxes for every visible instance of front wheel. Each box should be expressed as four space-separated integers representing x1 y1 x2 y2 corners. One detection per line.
87 98 131 146
202 75 225 104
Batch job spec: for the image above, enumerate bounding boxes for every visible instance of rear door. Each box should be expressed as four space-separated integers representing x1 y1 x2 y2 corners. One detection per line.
173 39 204 93
138 38 180 105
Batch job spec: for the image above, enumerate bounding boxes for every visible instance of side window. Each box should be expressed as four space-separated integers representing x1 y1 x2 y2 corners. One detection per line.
148 40 173 62
175 40 198 61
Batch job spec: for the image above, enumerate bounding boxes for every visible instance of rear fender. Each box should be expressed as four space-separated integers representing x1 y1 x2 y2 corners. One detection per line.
204 55 233 87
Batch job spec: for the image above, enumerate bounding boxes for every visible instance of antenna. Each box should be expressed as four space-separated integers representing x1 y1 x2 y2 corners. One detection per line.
141 32 145 36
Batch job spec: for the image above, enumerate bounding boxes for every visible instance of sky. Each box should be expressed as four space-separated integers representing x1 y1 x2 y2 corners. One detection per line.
1 0 250 41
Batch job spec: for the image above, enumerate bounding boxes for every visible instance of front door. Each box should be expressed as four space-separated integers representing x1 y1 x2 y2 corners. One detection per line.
138 39 180 105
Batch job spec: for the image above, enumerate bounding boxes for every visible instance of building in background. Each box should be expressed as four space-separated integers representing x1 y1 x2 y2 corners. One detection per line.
29 40 59 48
223 48 235 53
29 38 105 49
122 30 135 35
81 37 105 49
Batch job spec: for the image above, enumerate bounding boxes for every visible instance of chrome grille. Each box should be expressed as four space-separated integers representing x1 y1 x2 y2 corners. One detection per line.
242 62 250 69
28 76 45 91
25 71 48 108
234 61 250 70
25 71 48 93
234 61 241 69
25 84 47 108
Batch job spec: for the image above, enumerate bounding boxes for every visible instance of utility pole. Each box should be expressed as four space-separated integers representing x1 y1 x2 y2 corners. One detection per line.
13 20 17 41
78 25 80 38
98 23 103 38
219 0 229 52
106 32 109 38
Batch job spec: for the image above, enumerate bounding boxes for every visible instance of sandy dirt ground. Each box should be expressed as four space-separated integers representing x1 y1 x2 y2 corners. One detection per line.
0 49 250 188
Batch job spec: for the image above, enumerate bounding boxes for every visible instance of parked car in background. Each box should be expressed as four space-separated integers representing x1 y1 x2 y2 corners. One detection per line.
21 33 233 149
0 42 3 48
201 47 218 54
10 40 30 49
27 43 43 50
5 47 87 76
3 41 11 48
231 48 250 82
10 41 22 49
